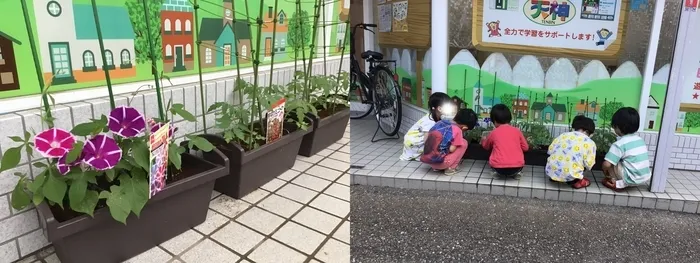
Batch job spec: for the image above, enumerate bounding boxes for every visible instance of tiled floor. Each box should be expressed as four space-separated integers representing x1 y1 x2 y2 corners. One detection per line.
350 119 700 214
22 130 350 263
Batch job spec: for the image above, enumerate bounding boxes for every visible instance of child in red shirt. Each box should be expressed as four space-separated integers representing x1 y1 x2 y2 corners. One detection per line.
481 104 529 178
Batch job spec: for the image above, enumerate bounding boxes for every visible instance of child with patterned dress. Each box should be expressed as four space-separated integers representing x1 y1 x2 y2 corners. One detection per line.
399 92 454 161
481 104 529 178
602 107 651 191
546 116 597 189
420 109 478 175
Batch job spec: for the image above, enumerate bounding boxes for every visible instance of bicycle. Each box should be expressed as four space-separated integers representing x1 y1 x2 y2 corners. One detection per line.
348 23 402 138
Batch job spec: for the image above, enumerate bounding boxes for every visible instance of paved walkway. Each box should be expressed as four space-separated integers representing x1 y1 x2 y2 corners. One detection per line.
21 129 350 263
350 119 700 214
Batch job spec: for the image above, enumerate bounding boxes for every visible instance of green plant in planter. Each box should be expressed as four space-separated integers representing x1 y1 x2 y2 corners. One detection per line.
519 121 553 149
464 125 493 143
591 127 617 153
209 78 268 150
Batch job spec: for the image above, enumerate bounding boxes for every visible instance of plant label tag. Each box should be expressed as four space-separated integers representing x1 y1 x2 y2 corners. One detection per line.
149 123 170 199
266 98 286 144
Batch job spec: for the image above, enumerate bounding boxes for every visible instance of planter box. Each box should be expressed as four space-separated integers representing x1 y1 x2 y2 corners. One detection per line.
524 148 549 167
38 151 229 263
202 122 309 199
464 142 490 160
298 107 350 157
464 144 605 171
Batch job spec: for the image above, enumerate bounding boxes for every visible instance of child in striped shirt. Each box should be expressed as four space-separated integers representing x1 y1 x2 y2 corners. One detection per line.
602 107 651 191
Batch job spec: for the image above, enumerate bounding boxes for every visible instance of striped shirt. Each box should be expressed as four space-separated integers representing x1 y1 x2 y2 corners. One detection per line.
604 134 651 185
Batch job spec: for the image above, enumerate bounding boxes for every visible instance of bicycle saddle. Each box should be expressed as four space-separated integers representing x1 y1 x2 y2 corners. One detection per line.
361 50 384 61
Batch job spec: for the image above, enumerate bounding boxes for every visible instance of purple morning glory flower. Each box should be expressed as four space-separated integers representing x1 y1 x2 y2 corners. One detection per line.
56 152 84 175
148 119 178 138
34 128 76 158
108 106 146 138
82 135 122 171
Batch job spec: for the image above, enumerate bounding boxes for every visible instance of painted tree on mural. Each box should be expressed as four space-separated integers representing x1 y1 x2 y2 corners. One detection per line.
288 10 312 53
500 94 514 111
684 112 700 132
125 0 163 63
599 101 624 124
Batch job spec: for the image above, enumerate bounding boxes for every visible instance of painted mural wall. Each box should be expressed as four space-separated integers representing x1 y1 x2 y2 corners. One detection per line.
0 0 348 99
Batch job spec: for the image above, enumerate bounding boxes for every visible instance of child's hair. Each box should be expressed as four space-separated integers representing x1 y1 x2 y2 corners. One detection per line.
611 107 640 135
428 92 452 121
489 104 512 124
451 96 467 109
571 115 595 135
454 108 478 129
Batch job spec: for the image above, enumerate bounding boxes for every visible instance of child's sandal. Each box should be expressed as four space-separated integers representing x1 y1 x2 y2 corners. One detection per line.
602 178 624 192
571 178 591 189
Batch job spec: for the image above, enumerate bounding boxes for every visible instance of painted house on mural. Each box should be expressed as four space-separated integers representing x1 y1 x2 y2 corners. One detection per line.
532 93 567 122
575 99 600 121
512 93 529 118
402 78 412 102
336 0 349 52
262 6 287 61
0 31 21 91
677 112 686 132
646 96 660 130
198 0 251 68
34 0 136 85
161 0 195 72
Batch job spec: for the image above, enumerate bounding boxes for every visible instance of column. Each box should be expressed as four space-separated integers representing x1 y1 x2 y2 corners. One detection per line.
362 0 375 72
430 0 448 94
636 0 666 133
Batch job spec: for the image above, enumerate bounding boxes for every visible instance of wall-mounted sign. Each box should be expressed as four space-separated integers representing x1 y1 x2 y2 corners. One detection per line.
678 4 700 111
472 0 629 63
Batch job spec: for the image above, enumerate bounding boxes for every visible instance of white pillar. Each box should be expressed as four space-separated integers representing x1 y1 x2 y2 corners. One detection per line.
362 0 375 72
636 0 666 133
651 0 687 193
430 0 448 94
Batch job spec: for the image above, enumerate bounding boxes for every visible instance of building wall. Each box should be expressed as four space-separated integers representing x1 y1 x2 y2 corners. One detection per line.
161 10 195 66
33 0 79 74
40 39 136 82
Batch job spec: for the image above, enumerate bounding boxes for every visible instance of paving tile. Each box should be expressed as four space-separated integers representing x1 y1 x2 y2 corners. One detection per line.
319 158 350 172
236 207 286 235
310 194 350 218
329 152 350 163
669 200 685 212
628 196 643 208
464 183 478 193
195 210 229 235
558 191 573 202
211 222 265 255
292 160 314 172
160 229 203 255
298 154 324 164
613 195 629 207
278 169 302 181
306 165 344 182
293 207 343 235
333 220 350 244
273 221 326 254
337 174 350 186
124 246 172 263
209 195 252 218
258 194 304 218
531 189 545 199
248 239 306 263
261 178 287 192
324 183 350 201
314 239 350 263
241 189 270 204
277 183 319 204
211 190 221 200
180 239 239 263
293 173 334 191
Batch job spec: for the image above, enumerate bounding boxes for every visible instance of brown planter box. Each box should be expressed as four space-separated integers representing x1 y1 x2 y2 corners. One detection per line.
201 123 309 199
38 151 229 263
298 107 350 157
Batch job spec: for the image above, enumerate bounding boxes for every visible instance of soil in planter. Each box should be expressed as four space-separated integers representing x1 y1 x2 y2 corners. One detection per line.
48 162 211 223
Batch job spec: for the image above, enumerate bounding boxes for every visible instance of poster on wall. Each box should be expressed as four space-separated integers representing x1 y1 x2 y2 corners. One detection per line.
392 1 409 32
473 0 628 61
148 122 170 199
378 4 393 32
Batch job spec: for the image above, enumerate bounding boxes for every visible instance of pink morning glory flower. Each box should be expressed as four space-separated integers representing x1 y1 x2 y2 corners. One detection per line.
56 152 84 175
34 128 76 158
82 135 122 171
108 106 146 138
148 119 178 138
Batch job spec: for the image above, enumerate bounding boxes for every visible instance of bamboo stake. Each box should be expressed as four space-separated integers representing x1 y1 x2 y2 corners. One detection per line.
304 0 322 101
20 0 53 126
142 0 166 120
192 0 208 132
268 0 281 89
249 0 265 145
91 0 115 109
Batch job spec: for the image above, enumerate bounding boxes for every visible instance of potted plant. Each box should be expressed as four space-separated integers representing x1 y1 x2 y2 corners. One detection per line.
3 103 227 263
590 126 617 171
462 125 492 160
295 72 351 157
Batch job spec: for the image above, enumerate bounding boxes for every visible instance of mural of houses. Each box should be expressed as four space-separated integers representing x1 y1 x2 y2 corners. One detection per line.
33 0 136 85
512 92 529 118
261 6 287 61
0 31 21 91
198 0 252 68
532 93 567 122
480 96 502 117
336 0 349 52
646 96 660 130
677 112 686 132
575 99 600 121
161 0 195 72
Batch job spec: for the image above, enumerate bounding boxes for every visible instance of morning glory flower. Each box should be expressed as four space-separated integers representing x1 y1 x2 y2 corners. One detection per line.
34 128 76 158
82 135 122 171
108 106 146 138
56 152 84 175
148 119 178 138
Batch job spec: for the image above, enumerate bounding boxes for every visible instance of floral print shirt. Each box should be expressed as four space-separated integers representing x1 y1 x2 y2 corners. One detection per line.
400 114 436 161
545 131 597 182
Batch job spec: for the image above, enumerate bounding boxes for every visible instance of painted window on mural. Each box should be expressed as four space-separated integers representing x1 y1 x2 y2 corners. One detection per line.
185 44 192 56
49 43 72 79
82 51 94 67
205 48 212 64
0 46 4 64
241 45 247 57
279 13 285 24
280 39 286 52
185 20 191 33
47 1 61 17
175 19 181 33
164 19 171 32
165 45 172 57
104 50 113 66
120 49 131 65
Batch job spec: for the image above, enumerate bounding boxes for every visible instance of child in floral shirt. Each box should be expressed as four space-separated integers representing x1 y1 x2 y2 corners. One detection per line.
546 116 597 189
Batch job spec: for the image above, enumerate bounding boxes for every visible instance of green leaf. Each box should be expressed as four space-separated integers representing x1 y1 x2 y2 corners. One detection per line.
32 189 44 206
0 147 22 174
120 175 149 217
168 144 182 170
65 141 84 163
99 190 110 199
207 102 226 113
42 173 67 209
28 172 46 192
106 169 117 182
170 103 196 122
132 141 151 171
24 131 31 141
71 190 99 217
68 177 88 208
105 185 131 224
9 136 24 143
32 162 47 169
71 122 99 137
186 135 214 152
11 180 31 210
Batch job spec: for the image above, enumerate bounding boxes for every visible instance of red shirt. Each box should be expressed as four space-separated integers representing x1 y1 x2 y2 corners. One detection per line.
481 124 529 168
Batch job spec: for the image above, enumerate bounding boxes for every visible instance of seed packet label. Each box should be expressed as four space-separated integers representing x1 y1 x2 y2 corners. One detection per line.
149 123 170 199
266 98 286 144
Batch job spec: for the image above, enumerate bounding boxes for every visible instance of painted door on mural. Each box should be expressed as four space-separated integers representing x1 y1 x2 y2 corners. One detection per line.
175 46 184 70
265 37 272 57
48 43 75 84
0 37 19 91
223 44 231 66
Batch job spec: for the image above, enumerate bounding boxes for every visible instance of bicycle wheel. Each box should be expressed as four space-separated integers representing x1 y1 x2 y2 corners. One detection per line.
349 70 374 119
371 66 402 136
